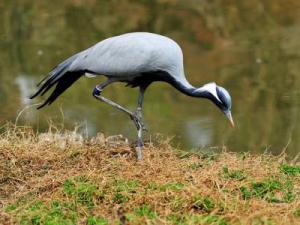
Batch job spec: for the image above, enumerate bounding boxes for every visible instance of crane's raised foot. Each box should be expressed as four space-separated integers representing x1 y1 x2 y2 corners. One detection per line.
93 84 145 160
130 111 148 132
130 113 142 130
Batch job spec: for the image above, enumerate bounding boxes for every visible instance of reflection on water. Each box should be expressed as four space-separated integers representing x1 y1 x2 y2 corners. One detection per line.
1 1 300 156
184 118 213 148
15 75 35 106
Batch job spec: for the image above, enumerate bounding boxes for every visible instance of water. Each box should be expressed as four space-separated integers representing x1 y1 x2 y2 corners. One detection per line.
1 1 300 156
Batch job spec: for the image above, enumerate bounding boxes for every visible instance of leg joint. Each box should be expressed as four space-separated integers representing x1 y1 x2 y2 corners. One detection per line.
93 86 102 97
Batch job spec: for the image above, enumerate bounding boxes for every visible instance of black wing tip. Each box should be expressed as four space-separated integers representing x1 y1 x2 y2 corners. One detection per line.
36 101 49 110
30 90 41 99
36 105 43 110
30 94 37 99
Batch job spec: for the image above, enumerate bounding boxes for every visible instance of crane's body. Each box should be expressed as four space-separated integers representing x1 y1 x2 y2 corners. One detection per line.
79 33 184 78
31 32 234 160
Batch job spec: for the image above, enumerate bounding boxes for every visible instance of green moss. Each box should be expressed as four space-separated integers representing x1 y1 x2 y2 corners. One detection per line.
112 180 140 203
251 180 281 197
189 215 228 225
176 151 194 159
18 200 78 225
280 164 300 176
63 176 98 208
201 153 218 161
159 182 184 192
125 212 138 222
188 162 204 170
124 205 157 224
145 182 184 192
87 216 109 225
26 201 44 212
294 208 300 217
5 203 18 212
167 214 228 225
114 180 140 193
170 197 185 211
192 195 215 212
134 205 156 219
167 214 186 225
144 181 184 192
251 217 276 225
240 178 296 203
30 215 41 225
113 193 129 203
145 182 159 190
6 194 35 213
222 166 246 181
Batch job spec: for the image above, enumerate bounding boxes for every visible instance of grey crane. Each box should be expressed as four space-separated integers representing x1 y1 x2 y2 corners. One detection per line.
31 32 234 160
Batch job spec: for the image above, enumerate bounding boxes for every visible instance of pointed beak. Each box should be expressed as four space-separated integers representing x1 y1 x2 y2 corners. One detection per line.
225 110 235 128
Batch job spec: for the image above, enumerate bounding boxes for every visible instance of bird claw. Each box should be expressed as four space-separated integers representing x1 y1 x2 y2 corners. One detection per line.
130 114 141 130
142 124 148 132
130 112 147 131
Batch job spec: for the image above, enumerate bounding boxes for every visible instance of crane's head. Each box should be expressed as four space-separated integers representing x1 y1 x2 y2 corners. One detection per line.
199 82 234 127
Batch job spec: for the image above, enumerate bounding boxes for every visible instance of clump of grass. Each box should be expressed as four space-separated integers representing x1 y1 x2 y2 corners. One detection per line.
159 182 185 192
294 208 300 217
87 216 109 225
63 176 99 208
166 214 186 225
125 205 157 224
192 195 215 212
280 164 300 176
144 181 184 192
190 215 228 225
1 125 300 225
113 192 129 204
134 204 156 219
114 180 140 193
188 162 204 170
167 214 228 225
112 180 140 203
222 165 246 180
14 200 78 225
240 178 296 203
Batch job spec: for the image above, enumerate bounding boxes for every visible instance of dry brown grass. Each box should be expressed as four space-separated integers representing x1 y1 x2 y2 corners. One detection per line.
0 124 300 225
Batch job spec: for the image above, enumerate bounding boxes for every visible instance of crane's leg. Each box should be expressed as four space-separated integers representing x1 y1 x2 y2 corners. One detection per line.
93 79 144 160
93 79 134 117
134 87 147 160
137 87 147 130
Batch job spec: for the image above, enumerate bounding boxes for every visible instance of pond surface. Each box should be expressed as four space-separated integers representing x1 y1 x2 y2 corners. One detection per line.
1 1 300 156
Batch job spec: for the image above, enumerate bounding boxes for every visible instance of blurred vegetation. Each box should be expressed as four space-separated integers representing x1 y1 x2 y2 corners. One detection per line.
0 0 300 155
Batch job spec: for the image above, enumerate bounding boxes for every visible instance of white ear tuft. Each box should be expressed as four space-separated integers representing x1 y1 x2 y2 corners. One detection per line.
203 82 216 89
202 82 221 102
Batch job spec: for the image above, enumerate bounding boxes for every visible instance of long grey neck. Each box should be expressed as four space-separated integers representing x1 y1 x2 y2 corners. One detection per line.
171 76 208 98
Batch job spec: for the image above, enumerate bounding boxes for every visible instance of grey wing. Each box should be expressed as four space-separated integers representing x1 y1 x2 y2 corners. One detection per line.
69 37 157 76
68 33 185 78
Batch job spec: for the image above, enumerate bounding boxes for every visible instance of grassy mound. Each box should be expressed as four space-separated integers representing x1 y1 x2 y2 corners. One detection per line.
0 125 300 225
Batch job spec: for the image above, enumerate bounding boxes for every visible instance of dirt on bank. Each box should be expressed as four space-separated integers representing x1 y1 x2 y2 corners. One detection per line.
0 125 299 225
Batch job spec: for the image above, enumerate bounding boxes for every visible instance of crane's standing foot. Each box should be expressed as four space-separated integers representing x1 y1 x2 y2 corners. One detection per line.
129 113 143 160
137 127 142 160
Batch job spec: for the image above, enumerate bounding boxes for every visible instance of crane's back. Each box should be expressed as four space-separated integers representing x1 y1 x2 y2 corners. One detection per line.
74 32 185 78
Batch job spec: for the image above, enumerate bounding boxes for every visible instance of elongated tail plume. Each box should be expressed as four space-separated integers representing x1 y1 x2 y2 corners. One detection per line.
30 54 83 109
